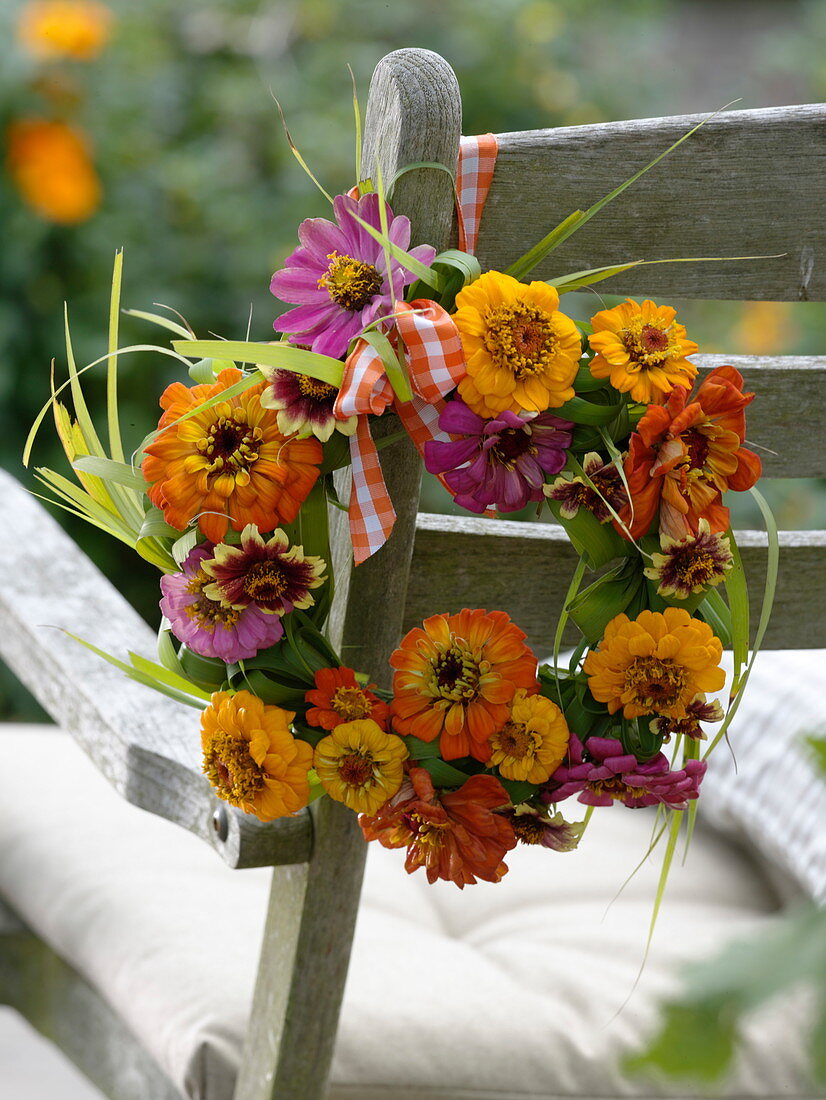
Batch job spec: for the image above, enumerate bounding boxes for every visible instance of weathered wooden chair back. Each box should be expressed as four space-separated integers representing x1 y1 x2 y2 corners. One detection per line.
0 45 824 1100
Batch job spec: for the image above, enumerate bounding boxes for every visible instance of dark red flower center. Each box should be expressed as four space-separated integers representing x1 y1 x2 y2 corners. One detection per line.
199 413 262 474
491 426 533 466
243 561 287 601
682 427 710 469
640 324 669 352
338 751 374 787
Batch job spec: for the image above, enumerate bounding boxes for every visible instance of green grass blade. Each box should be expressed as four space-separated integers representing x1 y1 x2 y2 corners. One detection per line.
128 651 212 702
72 455 147 493
386 160 456 202
122 308 194 339
552 557 587 705
348 63 362 186
349 211 445 291
273 96 333 203
107 250 125 463
505 210 586 281
172 340 344 387
359 330 412 403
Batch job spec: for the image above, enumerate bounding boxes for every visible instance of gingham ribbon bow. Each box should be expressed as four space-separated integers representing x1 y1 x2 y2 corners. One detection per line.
337 134 498 564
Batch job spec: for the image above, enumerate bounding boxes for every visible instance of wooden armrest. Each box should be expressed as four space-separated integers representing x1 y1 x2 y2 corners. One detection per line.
0 468 311 869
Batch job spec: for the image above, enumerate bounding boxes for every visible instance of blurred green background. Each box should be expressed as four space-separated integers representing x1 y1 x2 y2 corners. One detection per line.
1 0 824 718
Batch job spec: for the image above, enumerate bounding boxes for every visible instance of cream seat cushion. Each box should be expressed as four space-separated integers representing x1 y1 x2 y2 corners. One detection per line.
0 723 818 1100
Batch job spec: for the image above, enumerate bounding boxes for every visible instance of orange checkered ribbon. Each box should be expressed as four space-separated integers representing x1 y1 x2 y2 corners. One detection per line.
336 135 499 564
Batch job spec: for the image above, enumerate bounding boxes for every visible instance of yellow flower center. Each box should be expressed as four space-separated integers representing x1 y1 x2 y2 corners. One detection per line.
588 776 649 802
673 550 717 587
331 686 374 722
318 251 383 311
621 320 680 368
337 750 375 788
296 374 337 400
243 561 287 601
493 720 535 760
407 813 448 847
196 408 263 475
511 815 546 845
483 302 559 379
624 656 687 711
430 643 482 702
186 568 240 631
203 729 264 803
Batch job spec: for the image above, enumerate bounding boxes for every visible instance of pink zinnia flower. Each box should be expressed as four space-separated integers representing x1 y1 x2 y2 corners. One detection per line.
270 192 436 359
424 397 573 514
542 732 706 810
160 544 284 662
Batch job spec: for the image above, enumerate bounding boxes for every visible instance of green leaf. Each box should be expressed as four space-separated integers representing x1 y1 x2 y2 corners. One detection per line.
171 527 199 567
122 308 194 339
553 395 622 425
128 651 213 701
505 210 587 281
498 778 537 804
386 160 455 201
107 250 125 463
177 646 229 690
419 758 472 789
172 340 344 387
545 498 625 570
349 211 445 292
72 455 147 493
359 329 412 402
567 561 643 644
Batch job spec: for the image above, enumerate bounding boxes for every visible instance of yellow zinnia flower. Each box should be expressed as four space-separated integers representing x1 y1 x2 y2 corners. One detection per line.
201 690 313 822
583 607 725 721
490 689 570 783
454 271 581 417
588 298 698 403
313 719 408 815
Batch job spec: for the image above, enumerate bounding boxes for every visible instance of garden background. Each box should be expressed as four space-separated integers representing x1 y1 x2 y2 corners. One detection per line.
2 0 825 719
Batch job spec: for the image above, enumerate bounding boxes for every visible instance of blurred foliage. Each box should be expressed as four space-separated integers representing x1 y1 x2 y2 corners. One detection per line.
2 0 825 717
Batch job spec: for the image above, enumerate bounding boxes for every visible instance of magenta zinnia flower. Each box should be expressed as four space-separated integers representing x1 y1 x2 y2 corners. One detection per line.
542 732 706 810
424 397 573 514
270 192 436 359
503 807 585 851
160 544 284 662
259 367 357 442
201 525 326 616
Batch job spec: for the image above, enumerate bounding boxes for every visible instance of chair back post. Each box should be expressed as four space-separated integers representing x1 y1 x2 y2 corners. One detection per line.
232 49 461 1100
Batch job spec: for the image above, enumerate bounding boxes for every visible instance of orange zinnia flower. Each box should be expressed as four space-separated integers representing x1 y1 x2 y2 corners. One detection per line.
305 666 389 731
143 368 322 543
390 608 538 762
17 0 112 61
6 118 101 224
200 690 313 822
618 365 762 541
588 298 698 404
359 767 517 887
583 608 725 721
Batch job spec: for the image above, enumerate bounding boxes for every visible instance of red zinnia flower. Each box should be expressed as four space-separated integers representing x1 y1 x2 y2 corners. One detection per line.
619 365 762 541
359 767 517 888
305 667 389 731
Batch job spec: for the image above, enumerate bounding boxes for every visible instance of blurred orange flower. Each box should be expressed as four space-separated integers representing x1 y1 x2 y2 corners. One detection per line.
17 0 113 61
6 118 101 224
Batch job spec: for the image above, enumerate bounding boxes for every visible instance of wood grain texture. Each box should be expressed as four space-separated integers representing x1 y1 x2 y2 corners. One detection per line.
474 105 826 301
0 912 183 1099
241 49 463 1100
406 514 826 651
0 468 311 870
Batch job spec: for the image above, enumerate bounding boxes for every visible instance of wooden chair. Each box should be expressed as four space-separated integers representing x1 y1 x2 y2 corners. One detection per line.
0 47 823 1100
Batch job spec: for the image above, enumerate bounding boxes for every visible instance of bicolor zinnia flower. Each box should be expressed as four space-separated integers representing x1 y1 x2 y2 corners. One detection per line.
160 544 284 662
17 0 112 61
360 767 517 888
583 607 725 721
390 609 539 762
453 271 582 417
202 525 325 616
270 192 436 359
259 367 357 442
543 732 707 810
588 298 698 403
201 691 313 821
313 719 408 814
544 452 627 523
143 368 322 544
650 694 724 741
618 365 762 541
6 118 101 224
644 520 733 599
305 666 389 731
424 397 572 514
503 806 585 851
489 689 571 784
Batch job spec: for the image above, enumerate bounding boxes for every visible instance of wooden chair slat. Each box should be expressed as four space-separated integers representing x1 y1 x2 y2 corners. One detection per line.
0 468 310 870
406 514 826 651
475 104 826 301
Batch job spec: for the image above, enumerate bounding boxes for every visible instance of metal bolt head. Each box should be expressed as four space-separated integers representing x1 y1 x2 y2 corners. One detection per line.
212 806 229 842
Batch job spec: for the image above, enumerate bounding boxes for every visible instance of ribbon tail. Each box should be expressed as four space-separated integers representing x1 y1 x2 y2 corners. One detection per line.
347 415 396 566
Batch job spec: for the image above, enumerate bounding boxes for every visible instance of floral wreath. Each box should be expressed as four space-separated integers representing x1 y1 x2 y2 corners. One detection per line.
27 114 776 894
